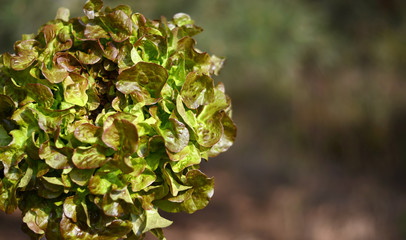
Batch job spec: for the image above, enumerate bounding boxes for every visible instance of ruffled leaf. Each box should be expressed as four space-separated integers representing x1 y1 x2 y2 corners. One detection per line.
39 141 71 169
102 118 139 156
196 111 223 148
25 83 54 108
159 118 189 153
130 168 156 192
10 40 38 71
180 72 214 109
83 0 103 19
62 73 88 107
41 61 69 84
169 143 201 173
116 62 168 104
74 123 102 144
207 112 237 157
72 146 109 169
102 10 132 42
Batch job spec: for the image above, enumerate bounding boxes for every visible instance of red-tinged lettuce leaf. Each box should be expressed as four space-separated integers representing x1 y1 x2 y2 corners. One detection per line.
162 165 192 196
97 218 133 239
62 73 88 107
76 49 102 65
207 112 237 157
143 208 172 233
102 194 125 217
99 41 119 61
39 141 71 169
88 174 112 195
42 176 65 187
173 13 203 38
71 18 87 40
108 5 133 16
60 214 109 240
69 168 94 186
74 123 102 144
177 37 211 74
17 166 34 190
23 210 45 235
116 42 137 70
83 0 103 19
85 20 110 40
180 72 214 109
110 187 133 204
181 170 214 213
175 94 197 131
41 61 69 84
10 40 38 71
136 136 149 158
55 52 82 73
105 221 133 239
25 83 54 108
169 143 201 173
196 111 223 148
63 196 78 222
19 194 55 237
140 39 160 61
156 170 214 214
197 82 231 121
158 118 189 153
102 112 141 131
88 167 124 195
130 168 156 192
86 87 101 111
102 118 138 156
127 157 147 180
35 106 73 136
116 62 168 103
42 24 58 44
72 145 109 169
0 77 27 104
0 178 19 213
135 186 167 212
21 200 52 237
56 26 73 51
102 10 132 42
131 207 172 236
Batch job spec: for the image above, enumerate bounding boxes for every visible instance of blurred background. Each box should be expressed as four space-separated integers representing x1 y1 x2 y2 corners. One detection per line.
1 0 406 239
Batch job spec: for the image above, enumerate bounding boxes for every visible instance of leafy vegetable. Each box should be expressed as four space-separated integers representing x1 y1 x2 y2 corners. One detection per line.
0 0 236 239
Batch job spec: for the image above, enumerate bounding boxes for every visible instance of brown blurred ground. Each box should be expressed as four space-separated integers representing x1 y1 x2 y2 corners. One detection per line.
2 0 406 239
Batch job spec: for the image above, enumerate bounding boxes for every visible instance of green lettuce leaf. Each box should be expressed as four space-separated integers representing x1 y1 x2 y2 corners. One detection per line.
116 62 168 104
72 145 109 169
102 118 139 157
62 73 89 107
83 0 104 19
180 72 214 109
39 141 71 169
